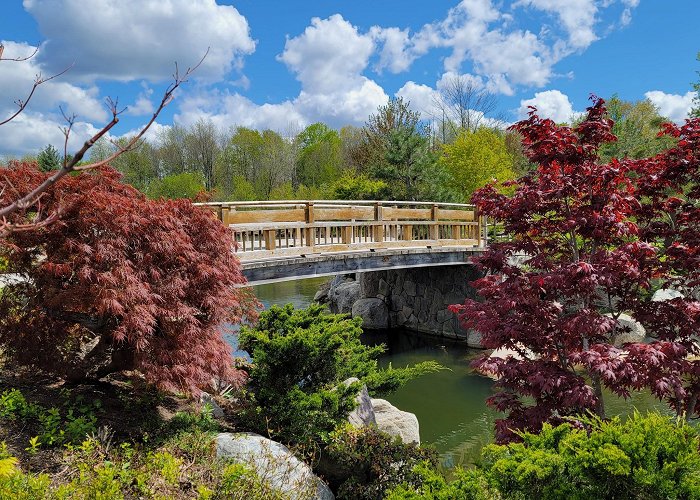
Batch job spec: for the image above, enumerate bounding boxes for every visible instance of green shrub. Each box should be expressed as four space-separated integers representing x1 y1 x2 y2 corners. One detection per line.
481 412 700 499
322 425 439 500
146 172 206 200
386 463 497 500
330 173 389 200
388 412 700 500
238 304 441 448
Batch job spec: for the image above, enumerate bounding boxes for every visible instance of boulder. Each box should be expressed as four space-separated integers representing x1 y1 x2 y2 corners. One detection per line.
329 280 360 314
652 288 684 302
605 312 646 346
199 392 225 419
370 398 420 445
216 433 334 500
313 281 331 303
352 298 389 329
342 378 376 427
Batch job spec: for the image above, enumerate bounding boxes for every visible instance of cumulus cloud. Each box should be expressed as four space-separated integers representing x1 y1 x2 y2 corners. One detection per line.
395 81 439 116
175 89 306 133
370 26 414 74
645 90 695 124
126 84 154 116
381 0 555 95
513 0 599 49
0 41 107 123
0 111 102 157
278 14 374 94
518 89 581 123
24 0 256 82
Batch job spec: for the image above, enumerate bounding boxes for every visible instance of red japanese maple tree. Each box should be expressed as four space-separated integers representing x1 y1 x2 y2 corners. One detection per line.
0 163 257 395
452 97 700 442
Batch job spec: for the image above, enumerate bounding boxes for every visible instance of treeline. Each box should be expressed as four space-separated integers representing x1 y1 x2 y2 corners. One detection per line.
26 94 676 203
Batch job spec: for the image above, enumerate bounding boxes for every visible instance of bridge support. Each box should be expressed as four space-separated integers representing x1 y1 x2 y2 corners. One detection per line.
319 265 483 347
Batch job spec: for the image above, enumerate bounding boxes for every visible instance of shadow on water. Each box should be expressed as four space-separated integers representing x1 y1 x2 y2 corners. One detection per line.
248 276 672 469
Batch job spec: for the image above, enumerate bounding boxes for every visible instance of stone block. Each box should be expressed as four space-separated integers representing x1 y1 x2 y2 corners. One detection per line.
352 298 389 330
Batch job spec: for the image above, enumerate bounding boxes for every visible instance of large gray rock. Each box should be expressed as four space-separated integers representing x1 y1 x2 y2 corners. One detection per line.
199 392 225 419
352 298 389 329
606 312 646 346
216 433 334 500
329 280 360 314
371 398 420 445
652 288 684 302
343 377 376 427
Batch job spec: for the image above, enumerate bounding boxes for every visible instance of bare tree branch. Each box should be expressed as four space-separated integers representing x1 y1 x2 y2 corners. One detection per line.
0 43 39 62
0 47 210 227
0 66 72 127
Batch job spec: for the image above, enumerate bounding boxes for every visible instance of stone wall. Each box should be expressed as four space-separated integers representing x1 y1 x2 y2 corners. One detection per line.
318 265 482 347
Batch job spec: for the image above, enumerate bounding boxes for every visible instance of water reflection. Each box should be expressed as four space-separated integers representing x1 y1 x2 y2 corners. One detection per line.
250 276 671 468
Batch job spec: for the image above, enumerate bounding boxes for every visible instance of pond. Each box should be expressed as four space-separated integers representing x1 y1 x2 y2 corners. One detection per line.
251 276 670 468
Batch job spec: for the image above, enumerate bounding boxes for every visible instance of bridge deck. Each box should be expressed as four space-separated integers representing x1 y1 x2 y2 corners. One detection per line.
195 200 488 283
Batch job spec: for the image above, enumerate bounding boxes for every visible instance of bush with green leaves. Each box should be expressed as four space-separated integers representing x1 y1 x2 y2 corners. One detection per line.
238 304 442 448
386 462 497 500
389 412 700 500
146 171 206 200
321 425 440 500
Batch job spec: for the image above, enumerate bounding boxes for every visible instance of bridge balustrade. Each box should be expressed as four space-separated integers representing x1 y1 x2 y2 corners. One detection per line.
196 200 485 260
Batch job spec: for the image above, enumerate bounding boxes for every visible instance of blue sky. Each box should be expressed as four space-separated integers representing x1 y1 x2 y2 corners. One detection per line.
1 0 698 156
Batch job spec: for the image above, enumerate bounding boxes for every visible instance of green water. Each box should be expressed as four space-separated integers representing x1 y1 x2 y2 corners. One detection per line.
252 277 670 468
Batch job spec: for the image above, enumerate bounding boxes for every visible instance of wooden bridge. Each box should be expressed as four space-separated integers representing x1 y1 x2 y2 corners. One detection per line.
196 200 488 284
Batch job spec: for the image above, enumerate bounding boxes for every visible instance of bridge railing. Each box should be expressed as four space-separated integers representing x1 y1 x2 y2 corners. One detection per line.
196 200 485 259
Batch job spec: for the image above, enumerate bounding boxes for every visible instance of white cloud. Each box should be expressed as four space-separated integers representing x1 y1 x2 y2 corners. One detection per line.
514 0 599 49
371 26 414 74
395 81 439 116
388 0 555 95
518 89 581 123
0 111 102 157
0 41 107 123
175 89 305 133
126 84 154 116
644 90 695 124
620 0 640 26
278 14 374 94
24 0 256 82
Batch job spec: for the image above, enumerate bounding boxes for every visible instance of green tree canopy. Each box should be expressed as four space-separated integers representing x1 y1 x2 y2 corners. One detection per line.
598 95 676 162
146 172 206 200
356 97 440 200
439 127 515 202
37 144 61 172
294 122 342 187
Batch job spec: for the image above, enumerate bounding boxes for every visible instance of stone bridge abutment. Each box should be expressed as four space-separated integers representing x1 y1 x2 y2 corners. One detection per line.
317 265 482 347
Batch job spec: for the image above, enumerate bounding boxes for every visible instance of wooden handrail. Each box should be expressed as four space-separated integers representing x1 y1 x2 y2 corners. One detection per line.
194 200 486 259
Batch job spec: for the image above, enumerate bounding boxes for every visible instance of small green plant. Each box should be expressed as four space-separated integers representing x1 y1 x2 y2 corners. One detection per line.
39 407 64 446
321 425 440 500
0 389 38 420
24 437 40 455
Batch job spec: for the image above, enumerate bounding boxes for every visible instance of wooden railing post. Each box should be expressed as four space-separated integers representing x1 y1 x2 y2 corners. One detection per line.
430 204 439 241
373 202 384 243
476 206 482 247
305 201 315 248
263 230 276 251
